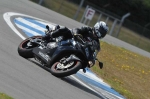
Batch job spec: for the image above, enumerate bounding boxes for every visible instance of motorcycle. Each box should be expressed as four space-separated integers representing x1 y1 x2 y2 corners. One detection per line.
18 25 103 77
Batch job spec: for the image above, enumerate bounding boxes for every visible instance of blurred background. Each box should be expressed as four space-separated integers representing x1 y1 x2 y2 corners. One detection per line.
30 0 150 53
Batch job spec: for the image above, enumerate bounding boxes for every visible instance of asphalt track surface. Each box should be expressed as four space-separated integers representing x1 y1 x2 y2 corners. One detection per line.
0 0 150 99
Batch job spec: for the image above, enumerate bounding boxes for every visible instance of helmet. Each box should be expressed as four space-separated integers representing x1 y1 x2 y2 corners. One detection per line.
94 21 109 39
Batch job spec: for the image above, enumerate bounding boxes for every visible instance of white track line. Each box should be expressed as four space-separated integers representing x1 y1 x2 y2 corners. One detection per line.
15 23 41 36
15 17 46 32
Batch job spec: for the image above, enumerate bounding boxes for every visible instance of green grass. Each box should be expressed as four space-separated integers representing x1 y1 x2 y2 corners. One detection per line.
91 41 150 99
0 93 13 99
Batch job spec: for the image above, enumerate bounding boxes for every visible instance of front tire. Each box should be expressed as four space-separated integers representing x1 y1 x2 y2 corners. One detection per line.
50 58 82 77
18 36 42 58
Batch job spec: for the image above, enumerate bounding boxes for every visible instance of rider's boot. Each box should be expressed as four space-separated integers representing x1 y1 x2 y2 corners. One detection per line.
83 68 86 73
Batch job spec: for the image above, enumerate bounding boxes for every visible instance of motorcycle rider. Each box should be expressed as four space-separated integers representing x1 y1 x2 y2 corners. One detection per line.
42 21 109 68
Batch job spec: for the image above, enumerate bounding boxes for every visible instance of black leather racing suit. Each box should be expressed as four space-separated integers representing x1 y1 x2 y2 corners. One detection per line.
42 26 100 66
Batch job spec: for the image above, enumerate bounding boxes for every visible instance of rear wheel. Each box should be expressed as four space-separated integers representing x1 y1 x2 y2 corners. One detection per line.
18 36 42 58
50 55 82 77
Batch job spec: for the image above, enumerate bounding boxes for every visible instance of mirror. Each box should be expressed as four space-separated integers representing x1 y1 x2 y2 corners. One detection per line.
99 62 103 69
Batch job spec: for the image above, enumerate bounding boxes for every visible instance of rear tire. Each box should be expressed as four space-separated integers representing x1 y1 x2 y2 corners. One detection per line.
18 36 42 58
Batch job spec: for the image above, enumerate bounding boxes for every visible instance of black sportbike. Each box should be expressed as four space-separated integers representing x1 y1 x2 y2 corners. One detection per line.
18 26 103 77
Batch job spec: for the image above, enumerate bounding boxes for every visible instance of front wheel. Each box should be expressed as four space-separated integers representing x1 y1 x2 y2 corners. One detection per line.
18 36 42 58
50 56 82 77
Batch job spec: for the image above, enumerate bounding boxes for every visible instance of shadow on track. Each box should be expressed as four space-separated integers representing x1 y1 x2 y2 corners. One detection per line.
28 59 106 99
60 77 106 99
